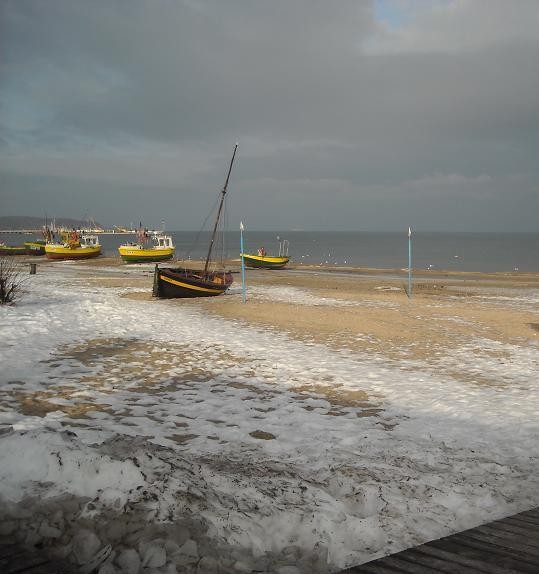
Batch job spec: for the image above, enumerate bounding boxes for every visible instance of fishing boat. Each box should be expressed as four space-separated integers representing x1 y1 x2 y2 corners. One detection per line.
153 144 238 298
118 231 175 263
242 238 290 269
45 230 101 260
24 240 46 255
0 243 27 256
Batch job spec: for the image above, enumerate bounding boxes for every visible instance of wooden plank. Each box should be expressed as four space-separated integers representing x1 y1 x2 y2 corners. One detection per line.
521 508 539 520
342 508 539 573
432 535 539 574
485 518 539 537
499 512 539 525
506 514 539 527
446 530 538 562
459 527 539 557
428 539 533 573
475 523 539 550
385 550 485 573
508 508 539 520
415 544 522 574
347 562 403 573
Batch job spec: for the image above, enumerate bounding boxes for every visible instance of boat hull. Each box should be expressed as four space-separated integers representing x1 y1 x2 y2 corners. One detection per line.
153 267 233 298
118 246 174 263
0 246 27 256
24 241 46 255
242 253 290 269
45 245 102 260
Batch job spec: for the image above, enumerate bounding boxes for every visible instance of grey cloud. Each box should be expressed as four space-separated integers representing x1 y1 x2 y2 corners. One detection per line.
1 0 538 231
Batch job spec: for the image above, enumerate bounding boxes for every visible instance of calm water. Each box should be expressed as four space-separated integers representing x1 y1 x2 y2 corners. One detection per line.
2 231 538 272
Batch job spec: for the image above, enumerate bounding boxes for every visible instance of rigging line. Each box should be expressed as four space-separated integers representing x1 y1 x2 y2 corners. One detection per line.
220 200 229 268
212 207 225 273
204 144 238 275
209 200 226 273
207 196 228 273
181 194 220 263
213 195 228 271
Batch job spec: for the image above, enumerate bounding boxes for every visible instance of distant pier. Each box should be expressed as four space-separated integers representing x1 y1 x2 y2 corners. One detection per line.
0 229 135 235
0 229 42 234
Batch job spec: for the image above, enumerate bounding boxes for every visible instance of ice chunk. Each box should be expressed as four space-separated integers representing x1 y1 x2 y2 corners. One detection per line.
141 542 167 569
116 548 140 574
72 529 101 564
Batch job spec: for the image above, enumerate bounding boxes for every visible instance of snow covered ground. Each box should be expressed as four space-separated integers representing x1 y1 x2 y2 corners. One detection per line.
0 263 538 573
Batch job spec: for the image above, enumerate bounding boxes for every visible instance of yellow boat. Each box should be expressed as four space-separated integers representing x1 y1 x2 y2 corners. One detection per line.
241 253 290 269
118 233 175 262
45 232 101 260
241 239 290 269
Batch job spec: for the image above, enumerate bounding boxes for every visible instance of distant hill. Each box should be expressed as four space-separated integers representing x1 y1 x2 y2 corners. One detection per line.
0 216 104 230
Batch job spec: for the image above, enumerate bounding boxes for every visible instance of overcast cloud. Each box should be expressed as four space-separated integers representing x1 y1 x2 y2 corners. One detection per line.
1 0 538 231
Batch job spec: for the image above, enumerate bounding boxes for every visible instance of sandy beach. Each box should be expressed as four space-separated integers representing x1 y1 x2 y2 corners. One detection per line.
1 256 538 573
204 264 539 368
85 257 539 372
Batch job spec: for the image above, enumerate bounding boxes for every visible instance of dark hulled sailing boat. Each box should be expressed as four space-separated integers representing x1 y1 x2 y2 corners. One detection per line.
152 144 238 298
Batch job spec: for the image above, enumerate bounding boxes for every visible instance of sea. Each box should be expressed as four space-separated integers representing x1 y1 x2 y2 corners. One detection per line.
2 231 538 273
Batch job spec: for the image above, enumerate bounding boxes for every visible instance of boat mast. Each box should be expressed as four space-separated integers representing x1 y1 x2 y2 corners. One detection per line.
203 143 238 276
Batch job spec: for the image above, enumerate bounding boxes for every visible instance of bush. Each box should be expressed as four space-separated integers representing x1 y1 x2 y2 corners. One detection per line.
0 257 28 304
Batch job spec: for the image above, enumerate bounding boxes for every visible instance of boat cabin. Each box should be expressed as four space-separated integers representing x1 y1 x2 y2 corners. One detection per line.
155 235 173 249
81 235 100 247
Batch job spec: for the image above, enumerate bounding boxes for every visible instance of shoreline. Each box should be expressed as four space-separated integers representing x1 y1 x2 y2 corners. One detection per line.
17 254 539 282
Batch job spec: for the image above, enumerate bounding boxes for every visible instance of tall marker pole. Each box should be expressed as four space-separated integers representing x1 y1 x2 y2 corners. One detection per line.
240 221 246 303
408 226 412 299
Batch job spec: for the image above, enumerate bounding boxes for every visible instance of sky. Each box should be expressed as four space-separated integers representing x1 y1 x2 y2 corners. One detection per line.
1 0 538 231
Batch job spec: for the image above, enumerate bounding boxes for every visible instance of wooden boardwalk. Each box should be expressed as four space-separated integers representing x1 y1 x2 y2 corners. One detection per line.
344 507 539 573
